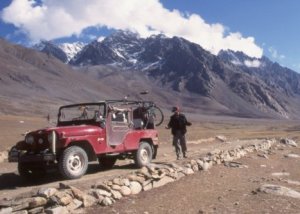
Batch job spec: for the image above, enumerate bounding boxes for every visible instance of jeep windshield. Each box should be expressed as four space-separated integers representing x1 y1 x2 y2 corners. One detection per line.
57 103 106 126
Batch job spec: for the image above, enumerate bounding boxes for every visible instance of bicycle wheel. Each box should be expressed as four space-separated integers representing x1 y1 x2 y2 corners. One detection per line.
149 106 164 127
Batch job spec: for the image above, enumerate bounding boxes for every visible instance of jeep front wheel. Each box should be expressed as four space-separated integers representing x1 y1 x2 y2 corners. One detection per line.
59 146 88 179
134 141 153 168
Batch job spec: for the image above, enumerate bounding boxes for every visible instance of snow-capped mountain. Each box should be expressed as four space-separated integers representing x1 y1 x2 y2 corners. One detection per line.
58 42 86 62
32 30 300 118
70 31 144 66
33 41 85 63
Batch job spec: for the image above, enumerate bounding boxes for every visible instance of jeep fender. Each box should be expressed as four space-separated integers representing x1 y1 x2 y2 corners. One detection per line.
64 141 97 161
138 138 158 159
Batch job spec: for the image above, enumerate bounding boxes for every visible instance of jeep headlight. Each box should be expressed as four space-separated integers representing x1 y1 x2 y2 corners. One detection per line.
25 135 34 144
48 132 55 143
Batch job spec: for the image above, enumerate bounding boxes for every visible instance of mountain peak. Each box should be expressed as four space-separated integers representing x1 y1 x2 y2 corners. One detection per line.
58 42 86 62
103 30 140 44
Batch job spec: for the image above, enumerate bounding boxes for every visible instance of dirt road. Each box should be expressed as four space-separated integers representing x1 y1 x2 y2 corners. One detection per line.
87 144 300 214
0 137 260 199
1 115 300 213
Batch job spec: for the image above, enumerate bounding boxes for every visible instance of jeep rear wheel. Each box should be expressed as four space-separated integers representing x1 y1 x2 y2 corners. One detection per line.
134 141 153 168
98 156 117 170
59 146 88 179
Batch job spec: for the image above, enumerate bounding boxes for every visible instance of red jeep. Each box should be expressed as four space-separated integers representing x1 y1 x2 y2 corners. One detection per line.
9 100 164 179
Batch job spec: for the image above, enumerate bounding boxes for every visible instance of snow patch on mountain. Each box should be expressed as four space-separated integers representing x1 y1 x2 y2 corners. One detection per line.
97 36 105 42
58 42 86 62
244 59 261 68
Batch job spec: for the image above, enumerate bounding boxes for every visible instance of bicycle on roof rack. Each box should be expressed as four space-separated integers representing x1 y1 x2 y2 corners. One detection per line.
107 91 164 129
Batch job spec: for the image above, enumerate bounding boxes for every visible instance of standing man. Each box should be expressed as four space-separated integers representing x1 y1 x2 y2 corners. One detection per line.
166 106 192 160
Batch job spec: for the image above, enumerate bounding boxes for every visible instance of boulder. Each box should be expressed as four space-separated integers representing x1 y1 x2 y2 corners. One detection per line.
129 181 142 194
120 186 131 196
12 210 28 214
177 172 186 180
280 138 298 147
153 176 174 188
271 172 290 177
11 202 30 212
215 135 227 142
92 183 111 192
202 162 212 171
45 206 69 214
128 174 146 184
28 206 44 214
28 197 47 208
101 197 114 206
143 182 152 191
0 207 13 214
111 185 121 191
94 189 111 197
152 172 166 180
82 194 96 208
284 154 300 158
90 190 105 203
183 168 194 175
110 190 122 200
51 191 73 206
112 178 130 186
66 199 83 212
37 188 58 198
69 186 85 200
258 184 300 199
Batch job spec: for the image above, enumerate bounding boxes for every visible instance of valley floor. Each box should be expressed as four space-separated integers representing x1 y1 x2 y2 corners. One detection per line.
1 115 300 213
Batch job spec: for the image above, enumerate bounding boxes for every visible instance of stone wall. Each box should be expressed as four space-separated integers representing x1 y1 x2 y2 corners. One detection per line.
0 139 277 214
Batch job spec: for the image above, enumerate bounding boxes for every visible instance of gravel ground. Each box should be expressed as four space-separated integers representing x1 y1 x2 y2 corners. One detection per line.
85 144 300 214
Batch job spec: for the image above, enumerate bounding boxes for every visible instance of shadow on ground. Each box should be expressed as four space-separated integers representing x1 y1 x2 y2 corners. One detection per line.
0 162 137 191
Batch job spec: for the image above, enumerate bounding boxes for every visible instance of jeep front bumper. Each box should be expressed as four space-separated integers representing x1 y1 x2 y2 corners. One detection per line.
8 148 56 163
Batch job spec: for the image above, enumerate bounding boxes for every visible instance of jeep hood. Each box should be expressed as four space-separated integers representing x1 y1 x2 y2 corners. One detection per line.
46 125 102 137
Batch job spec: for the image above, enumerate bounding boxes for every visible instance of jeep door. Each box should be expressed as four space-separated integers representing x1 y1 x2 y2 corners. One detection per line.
106 110 131 147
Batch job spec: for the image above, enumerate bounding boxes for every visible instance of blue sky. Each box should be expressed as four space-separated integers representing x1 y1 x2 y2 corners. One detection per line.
0 0 299 72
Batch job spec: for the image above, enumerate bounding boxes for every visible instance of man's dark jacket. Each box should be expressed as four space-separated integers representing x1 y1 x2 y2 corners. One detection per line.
168 113 192 135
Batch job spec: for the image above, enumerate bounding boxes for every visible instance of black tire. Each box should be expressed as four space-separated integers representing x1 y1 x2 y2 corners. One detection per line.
134 142 153 168
58 146 88 179
98 156 117 170
151 106 164 126
18 162 46 180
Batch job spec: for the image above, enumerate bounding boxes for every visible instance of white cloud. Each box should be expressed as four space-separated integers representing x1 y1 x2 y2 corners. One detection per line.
244 59 261 68
1 0 263 58
268 47 285 60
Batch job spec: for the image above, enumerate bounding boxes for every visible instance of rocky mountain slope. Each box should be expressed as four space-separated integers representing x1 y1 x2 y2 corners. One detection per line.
2 30 300 119
67 31 300 118
0 39 127 115
33 41 85 63
0 38 182 116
